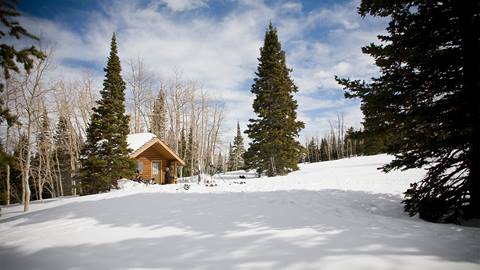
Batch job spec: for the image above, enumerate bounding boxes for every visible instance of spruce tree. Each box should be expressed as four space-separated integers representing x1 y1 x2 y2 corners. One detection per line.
37 107 54 198
183 127 195 177
230 122 246 171
0 0 45 126
37 107 51 158
54 116 73 195
306 138 320 163
244 23 304 177
150 89 167 140
80 34 135 194
227 142 234 171
337 1 480 222
216 152 224 173
320 138 329 161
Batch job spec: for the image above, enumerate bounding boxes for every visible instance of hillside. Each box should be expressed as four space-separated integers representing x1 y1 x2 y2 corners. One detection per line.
1 155 479 270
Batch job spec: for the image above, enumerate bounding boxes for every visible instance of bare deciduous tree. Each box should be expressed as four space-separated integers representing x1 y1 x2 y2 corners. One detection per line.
10 52 52 211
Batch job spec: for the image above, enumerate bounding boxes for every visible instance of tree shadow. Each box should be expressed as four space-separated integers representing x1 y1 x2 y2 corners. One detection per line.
1 190 479 269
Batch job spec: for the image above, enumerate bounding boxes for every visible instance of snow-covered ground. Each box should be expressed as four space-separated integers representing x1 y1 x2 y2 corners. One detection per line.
1 155 479 270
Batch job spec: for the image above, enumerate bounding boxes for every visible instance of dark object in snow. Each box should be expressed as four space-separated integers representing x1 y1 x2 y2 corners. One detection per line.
239 175 246 179
132 170 144 183
184 184 190 190
165 167 174 184
205 183 217 187
234 181 246 185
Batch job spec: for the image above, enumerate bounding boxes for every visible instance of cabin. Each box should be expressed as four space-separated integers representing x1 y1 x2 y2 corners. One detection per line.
127 133 186 184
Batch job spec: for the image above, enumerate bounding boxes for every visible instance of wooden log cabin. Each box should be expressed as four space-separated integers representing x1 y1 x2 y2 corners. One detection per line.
127 133 186 184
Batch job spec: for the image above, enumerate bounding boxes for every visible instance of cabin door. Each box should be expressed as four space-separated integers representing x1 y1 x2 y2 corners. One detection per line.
152 160 162 183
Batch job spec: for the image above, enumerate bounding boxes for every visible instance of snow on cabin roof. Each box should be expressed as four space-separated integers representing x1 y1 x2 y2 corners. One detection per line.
127 133 157 152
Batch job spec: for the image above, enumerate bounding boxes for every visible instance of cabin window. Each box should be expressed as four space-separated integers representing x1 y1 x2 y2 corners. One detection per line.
137 161 144 173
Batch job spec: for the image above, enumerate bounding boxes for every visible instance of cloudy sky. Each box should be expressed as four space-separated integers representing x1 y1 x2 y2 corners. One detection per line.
18 0 387 144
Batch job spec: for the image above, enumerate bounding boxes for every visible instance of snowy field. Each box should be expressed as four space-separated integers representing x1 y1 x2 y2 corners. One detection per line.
1 154 479 270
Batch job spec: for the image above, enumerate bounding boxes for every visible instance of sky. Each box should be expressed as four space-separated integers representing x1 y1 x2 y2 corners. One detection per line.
17 0 387 144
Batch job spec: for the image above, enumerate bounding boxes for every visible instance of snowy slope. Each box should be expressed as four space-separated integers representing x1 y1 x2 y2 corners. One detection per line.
1 155 479 270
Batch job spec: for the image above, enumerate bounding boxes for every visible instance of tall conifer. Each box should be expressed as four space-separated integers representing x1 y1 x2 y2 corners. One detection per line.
244 23 304 176
230 122 246 171
337 1 480 222
54 116 73 194
80 34 135 194
150 89 167 140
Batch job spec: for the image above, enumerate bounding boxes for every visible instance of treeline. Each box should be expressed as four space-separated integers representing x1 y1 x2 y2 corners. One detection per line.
304 124 386 164
0 5 225 205
0 54 225 204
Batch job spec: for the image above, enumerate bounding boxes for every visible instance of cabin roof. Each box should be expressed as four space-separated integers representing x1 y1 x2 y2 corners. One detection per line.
127 133 157 152
127 133 186 166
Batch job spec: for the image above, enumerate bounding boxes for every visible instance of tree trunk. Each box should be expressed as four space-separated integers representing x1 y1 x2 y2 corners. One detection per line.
38 153 44 201
23 148 32 211
6 165 10 205
458 0 480 218
54 148 64 196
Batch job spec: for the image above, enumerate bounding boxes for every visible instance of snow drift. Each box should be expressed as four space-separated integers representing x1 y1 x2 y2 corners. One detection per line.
0 155 479 270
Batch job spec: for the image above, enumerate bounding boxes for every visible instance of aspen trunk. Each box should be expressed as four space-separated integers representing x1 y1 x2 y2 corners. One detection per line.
6 165 10 205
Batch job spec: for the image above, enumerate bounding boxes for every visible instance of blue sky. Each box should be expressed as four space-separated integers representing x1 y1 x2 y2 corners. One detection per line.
18 0 386 142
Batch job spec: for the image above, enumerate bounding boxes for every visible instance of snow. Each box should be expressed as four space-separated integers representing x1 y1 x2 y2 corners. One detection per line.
126 132 156 152
1 154 479 270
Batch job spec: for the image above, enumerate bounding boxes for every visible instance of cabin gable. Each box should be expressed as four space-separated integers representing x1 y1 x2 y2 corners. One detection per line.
127 133 185 184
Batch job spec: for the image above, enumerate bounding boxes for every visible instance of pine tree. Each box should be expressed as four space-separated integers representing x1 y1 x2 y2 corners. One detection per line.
244 23 304 176
38 108 51 157
0 0 45 126
36 107 55 199
183 126 196 177
54 116 73 195
320 138 329 161
178 127 187 160
0 140 17 204
177 127 187 177
230 122 246 171
150 89 167 140
227 142 234 171
306 138 320 163
216 152 224 173
337 1 480 222
80 34 135 194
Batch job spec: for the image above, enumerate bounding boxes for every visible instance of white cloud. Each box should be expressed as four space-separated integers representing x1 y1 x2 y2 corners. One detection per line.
280 2 303 13
20 0 386 145
155 0 209 12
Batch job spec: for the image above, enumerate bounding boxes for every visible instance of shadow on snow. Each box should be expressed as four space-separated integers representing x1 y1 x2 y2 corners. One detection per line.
1 190 479 269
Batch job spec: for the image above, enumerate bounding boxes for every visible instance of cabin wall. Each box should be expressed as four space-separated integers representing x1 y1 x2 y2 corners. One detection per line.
135 146 178 184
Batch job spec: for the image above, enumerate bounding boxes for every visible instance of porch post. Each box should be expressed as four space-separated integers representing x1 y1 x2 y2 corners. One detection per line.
173 161 177 184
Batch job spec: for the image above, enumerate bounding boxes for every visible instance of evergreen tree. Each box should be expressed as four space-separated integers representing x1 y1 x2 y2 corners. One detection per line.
0 0 45 126
227 142 234 171
183 126 195 177
178 127 187 160
216 152 224 173
244 23 304 176
306 138 320 163
0 140 18 204
54 115 73 195
37 107 55 198
37 107 52 157
337 1 480 222
80 34 135 194
150 89 167 140
177 127 187 176
330 133 338 160
320 138 329 161
230 122 246 171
